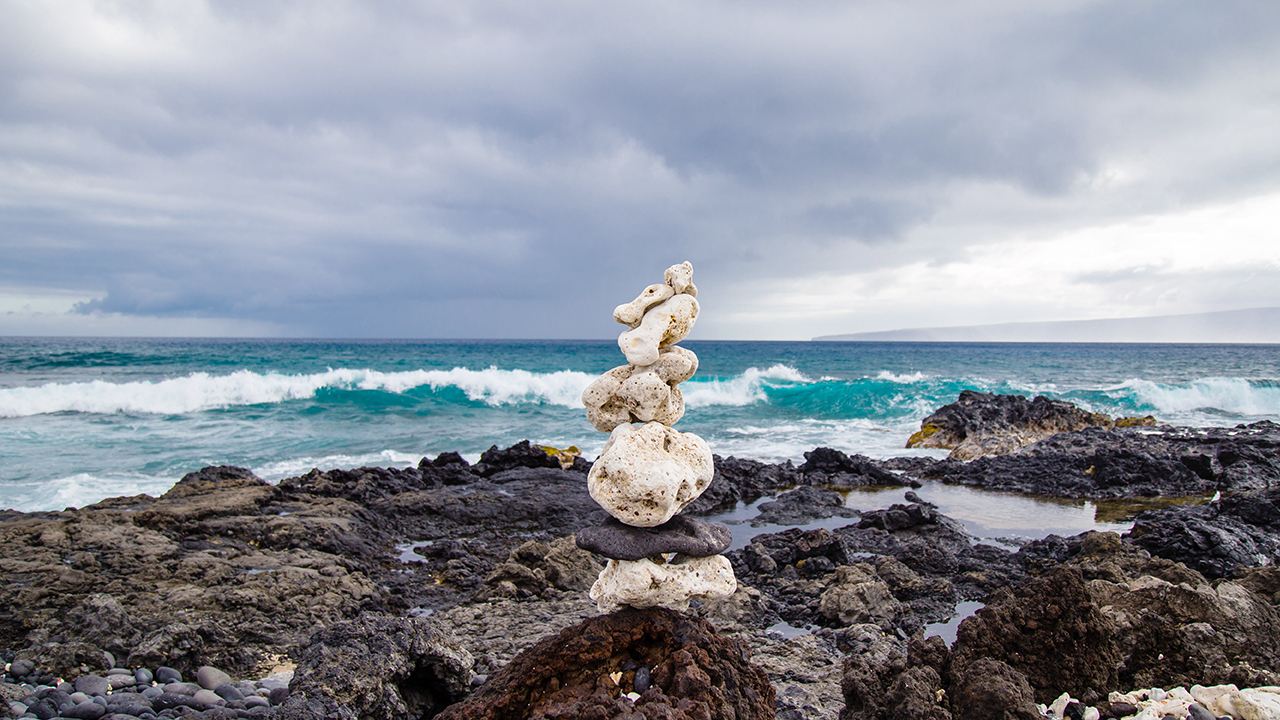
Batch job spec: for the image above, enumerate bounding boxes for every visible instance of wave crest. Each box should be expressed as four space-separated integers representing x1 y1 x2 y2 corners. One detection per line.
684 364 811 407
0 367 598 417
1107 377 1280 416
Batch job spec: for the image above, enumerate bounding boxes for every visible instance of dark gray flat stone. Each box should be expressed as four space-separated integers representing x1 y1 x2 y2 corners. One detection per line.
575 515 731 560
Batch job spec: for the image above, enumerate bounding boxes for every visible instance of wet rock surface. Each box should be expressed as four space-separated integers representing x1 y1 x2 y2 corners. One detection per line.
1126 486 1280 577
921 420 1280 498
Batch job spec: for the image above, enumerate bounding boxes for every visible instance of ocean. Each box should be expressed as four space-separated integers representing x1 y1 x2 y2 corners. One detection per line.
1 338 1278 520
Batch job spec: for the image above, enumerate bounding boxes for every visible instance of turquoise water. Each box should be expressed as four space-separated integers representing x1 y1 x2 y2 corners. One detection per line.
1 338 1277 512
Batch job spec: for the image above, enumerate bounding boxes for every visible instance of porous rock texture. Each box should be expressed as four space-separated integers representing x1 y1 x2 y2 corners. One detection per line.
587 422 715 527
436 607 775 720
590 555 737 613
840 530 1280 719
582 347 698 432
276 614 474 720
618 294 700 367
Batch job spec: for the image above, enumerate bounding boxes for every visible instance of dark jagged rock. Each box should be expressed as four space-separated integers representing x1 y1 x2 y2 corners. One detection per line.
906 390 1119 460
684 455 804 514
276 614 473 720
576 515 732 560
750 485 860 527
1126 487 1280 578
436 607 775 720
475 537 603 600
836 530 1280 718
471 439 591 477
797 447 909 487
0 443 604 680
729 505 1019 634
922 419 1280 498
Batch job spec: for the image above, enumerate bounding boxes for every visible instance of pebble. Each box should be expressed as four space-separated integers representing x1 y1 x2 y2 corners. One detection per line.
166 680 203 696
268 685 291 705
63 699 106 719
0 658 291 719
1187 704 1217 720
634 666 651 694
194 687 226 706
197 664 233 690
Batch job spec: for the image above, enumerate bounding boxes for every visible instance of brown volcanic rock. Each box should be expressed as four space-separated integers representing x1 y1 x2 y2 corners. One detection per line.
950 566 1121 705
437 607 775 720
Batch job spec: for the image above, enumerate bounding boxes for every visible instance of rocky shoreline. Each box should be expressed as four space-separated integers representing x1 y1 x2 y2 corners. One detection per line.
2 392 1279 719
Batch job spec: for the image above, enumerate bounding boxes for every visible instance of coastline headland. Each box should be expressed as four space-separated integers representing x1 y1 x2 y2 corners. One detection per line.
3 392 1280 718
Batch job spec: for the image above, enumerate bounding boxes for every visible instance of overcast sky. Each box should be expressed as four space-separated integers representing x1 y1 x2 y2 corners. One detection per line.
2 1 1279 340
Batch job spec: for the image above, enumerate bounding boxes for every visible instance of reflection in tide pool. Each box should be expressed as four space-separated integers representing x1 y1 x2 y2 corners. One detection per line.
845 482 1138 542
714 480 1156 552
923 601 985 647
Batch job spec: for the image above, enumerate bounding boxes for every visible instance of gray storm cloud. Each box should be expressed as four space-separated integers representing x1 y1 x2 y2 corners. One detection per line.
2 1 1278 338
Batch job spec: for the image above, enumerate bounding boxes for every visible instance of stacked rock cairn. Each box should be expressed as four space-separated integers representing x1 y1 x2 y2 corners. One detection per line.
575 261 737 613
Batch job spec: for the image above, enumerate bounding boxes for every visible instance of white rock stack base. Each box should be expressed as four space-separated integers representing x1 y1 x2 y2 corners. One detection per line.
580 262 737 613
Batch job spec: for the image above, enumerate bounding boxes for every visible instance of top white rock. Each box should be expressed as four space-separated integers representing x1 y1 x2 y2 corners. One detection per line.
663 261 697 297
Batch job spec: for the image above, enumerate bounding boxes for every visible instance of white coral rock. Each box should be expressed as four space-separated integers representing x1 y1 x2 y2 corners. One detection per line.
618 294 699 367
613 283 675 329
587 421 713 527
663 261 697 297
580 347 698 431
589 555 736 613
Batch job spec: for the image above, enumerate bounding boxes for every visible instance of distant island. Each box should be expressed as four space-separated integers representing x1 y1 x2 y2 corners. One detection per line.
814 306 1280 343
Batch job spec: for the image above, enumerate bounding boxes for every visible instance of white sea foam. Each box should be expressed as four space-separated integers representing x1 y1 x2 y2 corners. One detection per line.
2 472 178 513
0 366 598 417
711 416 932 463
874 370 930 383
683 364 811 407
251 449 424 482
1108 377 1280 417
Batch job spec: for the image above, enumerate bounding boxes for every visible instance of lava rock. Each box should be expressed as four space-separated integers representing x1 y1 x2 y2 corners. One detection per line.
750 485 860 527
948 657 1042 720
906 390 1115 460
275 613 473 720
797 447 906 486
1127 487 1280 578
438 606 774 720
951 566 1121 704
